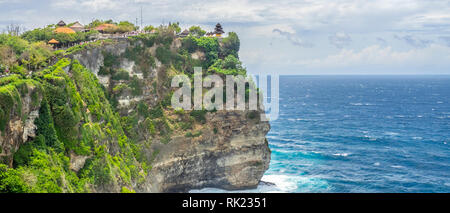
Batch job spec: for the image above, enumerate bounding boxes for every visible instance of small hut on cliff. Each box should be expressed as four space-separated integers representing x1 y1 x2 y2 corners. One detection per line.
54 27 76 34
57 20 66 27
48 39 60 49
69 21 85 32
178 29 190 37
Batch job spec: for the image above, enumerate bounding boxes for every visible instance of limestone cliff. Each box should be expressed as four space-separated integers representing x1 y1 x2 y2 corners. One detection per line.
0 81 42 167
0 31 270 192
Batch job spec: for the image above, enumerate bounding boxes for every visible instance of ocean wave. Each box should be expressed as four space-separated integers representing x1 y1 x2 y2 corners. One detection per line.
384 132 400 136
286 118 313 121
363 135 378 141
350 103 376 106
261 175 330 193
270 142 305 149
332 153 350 157
189 175 329 193
267 136 310 144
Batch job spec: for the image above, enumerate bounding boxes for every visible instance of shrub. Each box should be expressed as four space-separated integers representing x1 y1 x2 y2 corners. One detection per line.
185 130 202 138
190 109 207 123
0 164 29 193
121 186 135 193
128 75 142 96
155 46 172 65
220 32 240 58
111 69 130 80
149 105 164 119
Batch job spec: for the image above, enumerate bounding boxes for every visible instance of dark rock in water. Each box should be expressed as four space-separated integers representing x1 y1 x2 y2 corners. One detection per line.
259 181 276 187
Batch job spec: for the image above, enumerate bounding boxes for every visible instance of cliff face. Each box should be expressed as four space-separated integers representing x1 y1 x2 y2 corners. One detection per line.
146 111 270 192
0 32 270 192
71 37 271 192
0 81 42 167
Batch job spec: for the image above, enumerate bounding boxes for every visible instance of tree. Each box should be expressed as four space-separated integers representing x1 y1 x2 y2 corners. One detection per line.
117 21 137 33
87 19 115 29
188 26 206 37
209 54 246 76
220 32 240 58
4 35 29 56
168 22 181 33
19 41 53 70
143 25 155 32
5 23 24 36
21 27 54 42
0 45 17 69
181 35 198 53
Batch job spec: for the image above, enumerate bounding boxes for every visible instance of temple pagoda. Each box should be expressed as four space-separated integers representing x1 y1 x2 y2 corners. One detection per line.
213 23 224 37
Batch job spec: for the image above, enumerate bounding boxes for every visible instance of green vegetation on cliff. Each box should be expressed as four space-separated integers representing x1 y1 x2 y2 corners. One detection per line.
0 24 253 193
0 59 147 192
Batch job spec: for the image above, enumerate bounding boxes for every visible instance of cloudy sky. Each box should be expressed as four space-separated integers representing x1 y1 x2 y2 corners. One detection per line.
1 0 450 75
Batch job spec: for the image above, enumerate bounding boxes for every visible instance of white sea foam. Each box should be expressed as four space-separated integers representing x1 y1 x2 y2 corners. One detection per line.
385 132 399 136
261 175 299 192
189 175 330 193
350 103 375 106
333 153 350 157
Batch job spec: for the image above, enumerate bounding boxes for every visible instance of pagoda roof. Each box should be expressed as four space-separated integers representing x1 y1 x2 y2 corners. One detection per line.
213 29 224 34
214 23 224 34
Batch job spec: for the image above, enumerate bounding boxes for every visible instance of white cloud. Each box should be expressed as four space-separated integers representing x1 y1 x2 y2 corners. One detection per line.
329 32 352 49
297 44 450 70
2 0 450 74
272 28 313 48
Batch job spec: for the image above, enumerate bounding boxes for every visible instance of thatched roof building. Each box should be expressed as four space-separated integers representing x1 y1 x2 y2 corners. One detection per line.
48 39 59 44
69 21 85 32
54 27 76 34
179 29 190 37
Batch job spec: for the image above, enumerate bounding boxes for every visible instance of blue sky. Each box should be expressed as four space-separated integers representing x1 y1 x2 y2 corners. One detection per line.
1 0 450 75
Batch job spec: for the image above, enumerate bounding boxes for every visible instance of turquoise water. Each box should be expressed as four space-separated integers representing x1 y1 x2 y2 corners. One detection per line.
192 76 450 193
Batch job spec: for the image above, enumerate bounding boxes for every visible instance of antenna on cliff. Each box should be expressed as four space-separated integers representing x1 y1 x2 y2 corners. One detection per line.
140 6 143 30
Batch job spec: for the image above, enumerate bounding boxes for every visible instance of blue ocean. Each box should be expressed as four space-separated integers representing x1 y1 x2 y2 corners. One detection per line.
192 75 450 193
